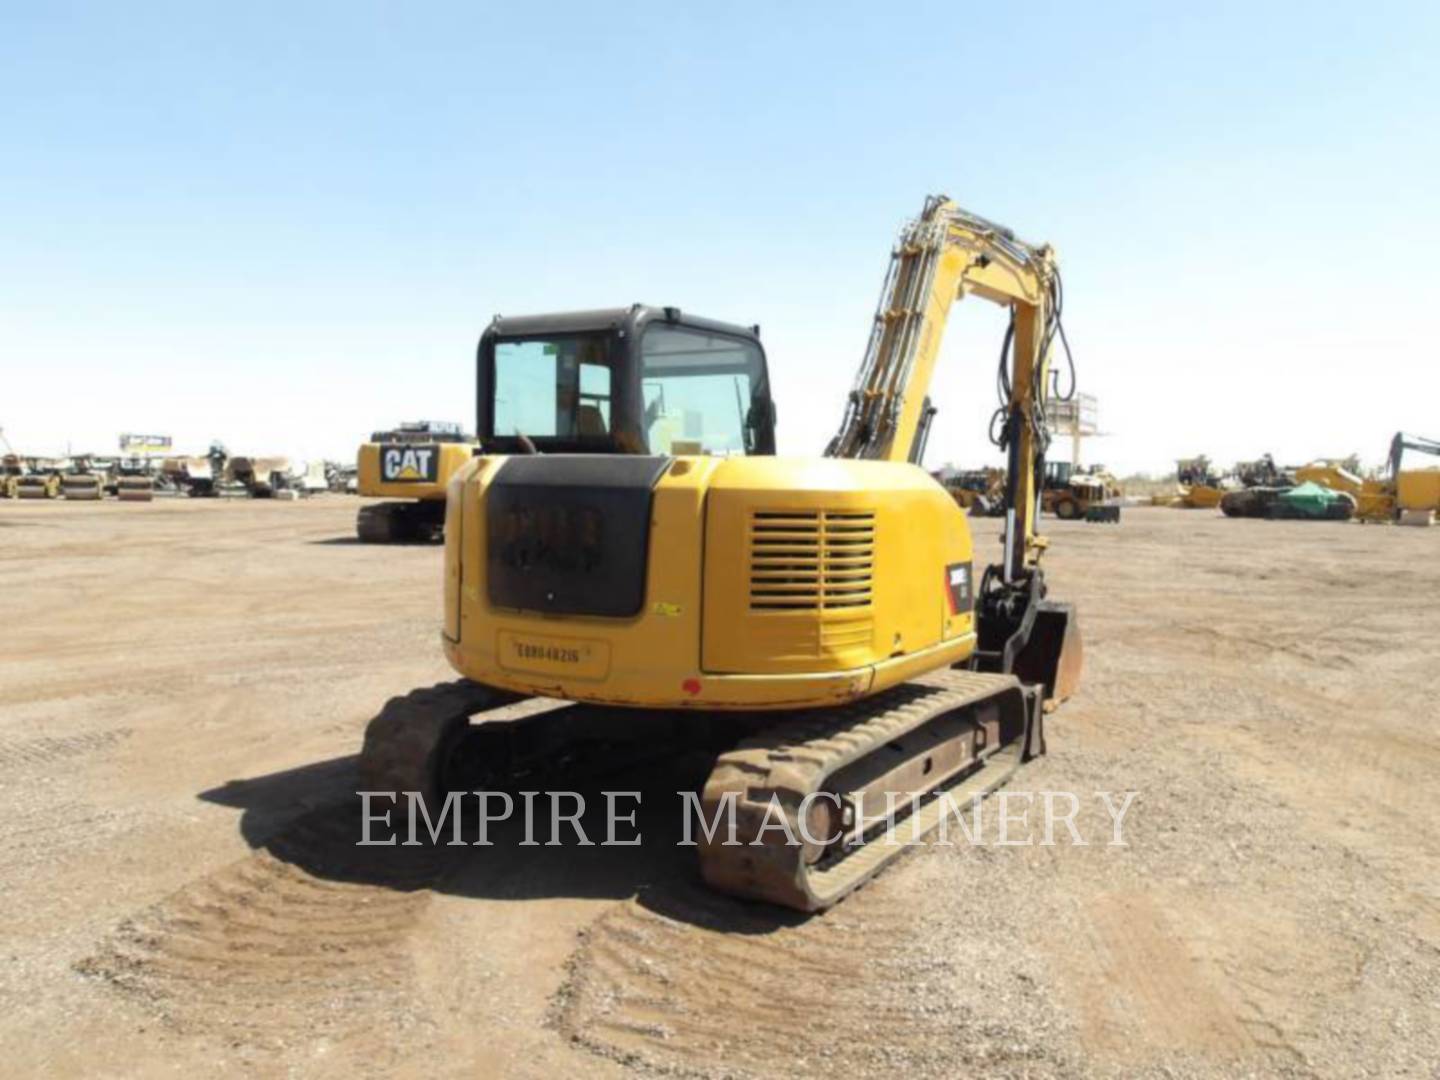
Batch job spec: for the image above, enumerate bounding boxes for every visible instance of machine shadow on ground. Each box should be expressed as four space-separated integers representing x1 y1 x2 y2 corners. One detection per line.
306 535 439 546
198 713 806 935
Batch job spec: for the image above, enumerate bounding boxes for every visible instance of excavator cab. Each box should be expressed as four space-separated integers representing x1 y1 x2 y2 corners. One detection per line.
477 305 776 459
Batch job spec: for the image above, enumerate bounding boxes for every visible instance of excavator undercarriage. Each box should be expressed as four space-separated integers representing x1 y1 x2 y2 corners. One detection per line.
360 666 1052 912
355 499 446 542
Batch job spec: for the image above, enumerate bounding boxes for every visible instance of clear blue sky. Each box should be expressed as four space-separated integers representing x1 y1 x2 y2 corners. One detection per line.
3 1 1436 473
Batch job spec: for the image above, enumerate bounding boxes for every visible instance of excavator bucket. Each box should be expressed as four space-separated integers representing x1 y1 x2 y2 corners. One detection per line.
1013 600 1083 705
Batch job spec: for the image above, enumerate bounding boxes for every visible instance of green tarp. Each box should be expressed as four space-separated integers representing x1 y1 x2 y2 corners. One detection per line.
1275 481 1346 518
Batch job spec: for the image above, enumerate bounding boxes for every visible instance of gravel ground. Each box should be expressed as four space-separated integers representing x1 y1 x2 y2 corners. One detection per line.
1 496 1436 1077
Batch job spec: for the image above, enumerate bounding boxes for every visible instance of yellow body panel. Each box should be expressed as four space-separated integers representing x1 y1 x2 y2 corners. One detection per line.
1178 484 1224 509
1355 480 1395 521
1398 468 1440 512
357 441 476 501
442 455 977 711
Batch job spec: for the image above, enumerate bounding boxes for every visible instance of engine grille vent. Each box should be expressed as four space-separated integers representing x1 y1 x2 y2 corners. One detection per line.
748 510 875 611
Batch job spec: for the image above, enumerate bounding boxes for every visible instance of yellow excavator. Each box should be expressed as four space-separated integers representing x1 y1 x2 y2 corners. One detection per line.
1386 433 1440 520
354 421 479 541
1296 434 1440 523
359 197 1083 911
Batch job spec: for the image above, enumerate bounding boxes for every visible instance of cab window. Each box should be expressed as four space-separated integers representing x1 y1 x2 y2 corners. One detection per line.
493 334 612 439
639 325 767 455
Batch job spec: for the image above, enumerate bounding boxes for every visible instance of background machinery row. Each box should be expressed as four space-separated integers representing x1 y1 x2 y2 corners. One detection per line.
0 434 358 503
1164 436 1440 524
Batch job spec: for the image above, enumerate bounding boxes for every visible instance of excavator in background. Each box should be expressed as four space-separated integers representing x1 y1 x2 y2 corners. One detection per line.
1224 436 1440 523
354 421 478 541
1383 432 1440 524
359 196 1083 911
1303 433 1440 524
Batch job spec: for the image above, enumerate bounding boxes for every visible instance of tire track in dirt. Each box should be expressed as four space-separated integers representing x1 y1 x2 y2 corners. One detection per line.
77 804 444 1049
0 728 131 768
1058 891 1256 1064
553 854 1074 1078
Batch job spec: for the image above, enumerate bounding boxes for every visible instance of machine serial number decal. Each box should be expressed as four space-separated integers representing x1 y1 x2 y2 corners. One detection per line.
497 632 610 679
513 642 581 664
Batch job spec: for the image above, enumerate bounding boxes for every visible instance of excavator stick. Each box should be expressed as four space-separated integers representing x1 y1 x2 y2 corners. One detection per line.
972 565 1083 705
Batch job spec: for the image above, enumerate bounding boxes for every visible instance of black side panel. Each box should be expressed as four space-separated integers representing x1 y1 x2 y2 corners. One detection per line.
486 455 671 618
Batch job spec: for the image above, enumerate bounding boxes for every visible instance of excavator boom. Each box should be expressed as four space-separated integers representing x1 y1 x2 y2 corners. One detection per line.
828 197 1071 581
1389 432 1440 477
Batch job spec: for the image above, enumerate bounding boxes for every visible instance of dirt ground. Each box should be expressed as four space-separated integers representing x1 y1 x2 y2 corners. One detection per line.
1 496 1436 1078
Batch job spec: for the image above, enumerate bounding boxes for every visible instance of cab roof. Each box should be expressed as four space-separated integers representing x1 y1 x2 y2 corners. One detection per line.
484 304 760 341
